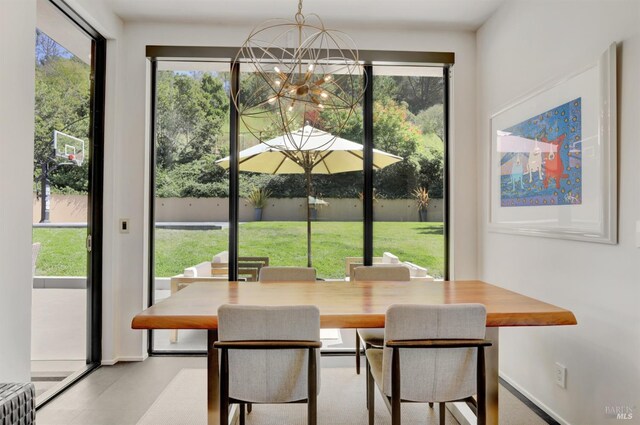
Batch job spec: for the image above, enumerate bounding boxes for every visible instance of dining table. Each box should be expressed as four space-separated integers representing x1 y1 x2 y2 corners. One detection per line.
131 279 577 425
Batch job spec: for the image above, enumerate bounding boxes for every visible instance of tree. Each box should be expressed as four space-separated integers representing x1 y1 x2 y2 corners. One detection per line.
155 71 229 169
36 29 66 66
417 151 444 199
415 104 444 142
34 40 91 194
392 76 443 115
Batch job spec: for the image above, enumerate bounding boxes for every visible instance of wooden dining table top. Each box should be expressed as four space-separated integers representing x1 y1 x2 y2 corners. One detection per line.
131 280 577 330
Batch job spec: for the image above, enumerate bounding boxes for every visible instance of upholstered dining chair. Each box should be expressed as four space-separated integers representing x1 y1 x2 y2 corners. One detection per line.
365 304 490 425
259 266 316 282
353 265 411 375
215 305 322 425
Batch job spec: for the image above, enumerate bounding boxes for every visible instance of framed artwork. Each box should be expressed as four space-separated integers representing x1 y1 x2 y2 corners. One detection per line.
489 43 617 243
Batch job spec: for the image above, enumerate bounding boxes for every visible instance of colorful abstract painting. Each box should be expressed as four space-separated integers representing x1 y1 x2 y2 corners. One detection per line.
498 98 582 207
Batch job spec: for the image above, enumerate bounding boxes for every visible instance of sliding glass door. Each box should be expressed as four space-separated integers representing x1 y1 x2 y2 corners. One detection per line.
31 0 104 404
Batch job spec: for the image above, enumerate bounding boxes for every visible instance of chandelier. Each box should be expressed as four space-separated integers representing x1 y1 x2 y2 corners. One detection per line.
233 0 366 151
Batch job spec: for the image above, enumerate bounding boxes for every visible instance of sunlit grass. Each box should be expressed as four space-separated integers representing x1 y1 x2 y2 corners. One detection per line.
33 222 444 279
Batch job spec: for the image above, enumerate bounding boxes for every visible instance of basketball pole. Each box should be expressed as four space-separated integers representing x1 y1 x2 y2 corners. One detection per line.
39 162 50 223
38 128 84 223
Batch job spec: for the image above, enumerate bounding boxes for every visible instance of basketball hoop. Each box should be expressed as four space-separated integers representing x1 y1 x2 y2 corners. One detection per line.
53 130 85 166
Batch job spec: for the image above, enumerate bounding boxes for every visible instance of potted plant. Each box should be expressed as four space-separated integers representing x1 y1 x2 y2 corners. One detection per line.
413 187 430 222
247 186 271 221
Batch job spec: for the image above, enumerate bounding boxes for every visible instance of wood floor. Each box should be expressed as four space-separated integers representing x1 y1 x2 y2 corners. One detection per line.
36 356 549 425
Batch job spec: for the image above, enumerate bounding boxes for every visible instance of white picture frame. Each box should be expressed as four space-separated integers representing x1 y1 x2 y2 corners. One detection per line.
488 43 617 244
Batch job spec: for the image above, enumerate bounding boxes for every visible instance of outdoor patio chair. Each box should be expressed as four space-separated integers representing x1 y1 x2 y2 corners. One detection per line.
365 304 490 425
259 266 316 282
212 251 270 281
353 265 411 375
215 305 321 425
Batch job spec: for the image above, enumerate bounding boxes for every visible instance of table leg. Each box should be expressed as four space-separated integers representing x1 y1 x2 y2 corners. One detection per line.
208 330 220 425
485 327 499 425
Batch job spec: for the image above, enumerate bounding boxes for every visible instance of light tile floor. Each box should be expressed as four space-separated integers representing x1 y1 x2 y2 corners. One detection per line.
37 356 549 425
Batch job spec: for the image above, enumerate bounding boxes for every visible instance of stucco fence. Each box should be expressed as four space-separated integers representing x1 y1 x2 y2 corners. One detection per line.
33 194 443 223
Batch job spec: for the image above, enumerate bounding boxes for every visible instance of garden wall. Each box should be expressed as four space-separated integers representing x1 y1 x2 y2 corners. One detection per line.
32 193 88 223
156 197 444 222
34 194 443 223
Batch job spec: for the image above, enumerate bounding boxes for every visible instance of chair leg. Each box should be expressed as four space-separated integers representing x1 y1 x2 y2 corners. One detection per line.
365 356 370 410
220 349 229 425
367 363 375 425
477 347 486 425
439 402 445 425
391 348 401 425
356 331 361 374
308 348 317 425
239 403 245 425
247 402 252 413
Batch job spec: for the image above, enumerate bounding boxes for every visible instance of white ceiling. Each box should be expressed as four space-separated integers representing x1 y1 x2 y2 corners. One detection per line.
104 0 504 31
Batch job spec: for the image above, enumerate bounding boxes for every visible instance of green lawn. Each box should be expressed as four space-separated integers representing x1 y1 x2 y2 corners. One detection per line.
33 222 444 279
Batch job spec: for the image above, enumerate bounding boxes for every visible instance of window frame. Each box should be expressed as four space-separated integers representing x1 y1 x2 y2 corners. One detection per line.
147 48 453 355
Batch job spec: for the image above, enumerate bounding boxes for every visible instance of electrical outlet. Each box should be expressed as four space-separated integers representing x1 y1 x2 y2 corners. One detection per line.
555 363 566 388
119 219 130 234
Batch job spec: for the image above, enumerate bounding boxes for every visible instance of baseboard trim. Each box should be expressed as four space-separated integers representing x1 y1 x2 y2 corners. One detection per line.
101 354 148 365
499 373 568 425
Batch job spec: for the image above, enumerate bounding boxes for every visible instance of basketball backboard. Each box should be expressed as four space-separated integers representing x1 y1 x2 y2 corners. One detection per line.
53 130 85 166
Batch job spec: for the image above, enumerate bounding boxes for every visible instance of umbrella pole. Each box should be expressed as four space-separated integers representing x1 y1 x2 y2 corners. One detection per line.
305 167 312 268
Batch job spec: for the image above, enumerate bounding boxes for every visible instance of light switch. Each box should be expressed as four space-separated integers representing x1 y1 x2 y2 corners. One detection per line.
636 221 640 248
120 219 130 234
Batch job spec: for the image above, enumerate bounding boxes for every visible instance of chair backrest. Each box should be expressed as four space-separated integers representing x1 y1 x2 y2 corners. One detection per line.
403 261 428 277
217 305 321 403
259 266 316 282
382 304 487 402
381 252 400 264
212 251 229 264
344 256 383 277
353 265 410 282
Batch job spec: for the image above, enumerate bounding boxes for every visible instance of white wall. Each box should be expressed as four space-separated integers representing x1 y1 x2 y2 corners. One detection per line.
103 21 478 361
0 0 36 382
477 1 640 424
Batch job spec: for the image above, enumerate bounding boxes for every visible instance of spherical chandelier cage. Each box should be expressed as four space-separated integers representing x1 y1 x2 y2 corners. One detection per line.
233 11 367 153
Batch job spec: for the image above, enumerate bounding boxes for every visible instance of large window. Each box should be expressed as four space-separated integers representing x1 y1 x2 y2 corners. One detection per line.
151 61 231 352
373 66 445 279
148 50 449 354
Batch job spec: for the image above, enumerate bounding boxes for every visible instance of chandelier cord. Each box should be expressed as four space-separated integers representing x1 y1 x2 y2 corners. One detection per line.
295 0 304 24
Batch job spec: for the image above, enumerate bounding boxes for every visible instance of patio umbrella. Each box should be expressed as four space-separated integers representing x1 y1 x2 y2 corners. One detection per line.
216 125 402 267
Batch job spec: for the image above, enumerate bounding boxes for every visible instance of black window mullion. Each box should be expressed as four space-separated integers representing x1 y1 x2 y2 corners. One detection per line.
363 65 374 266
147 59 158 355
443 66 451 280
229 62 240 281
87 36 106 364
